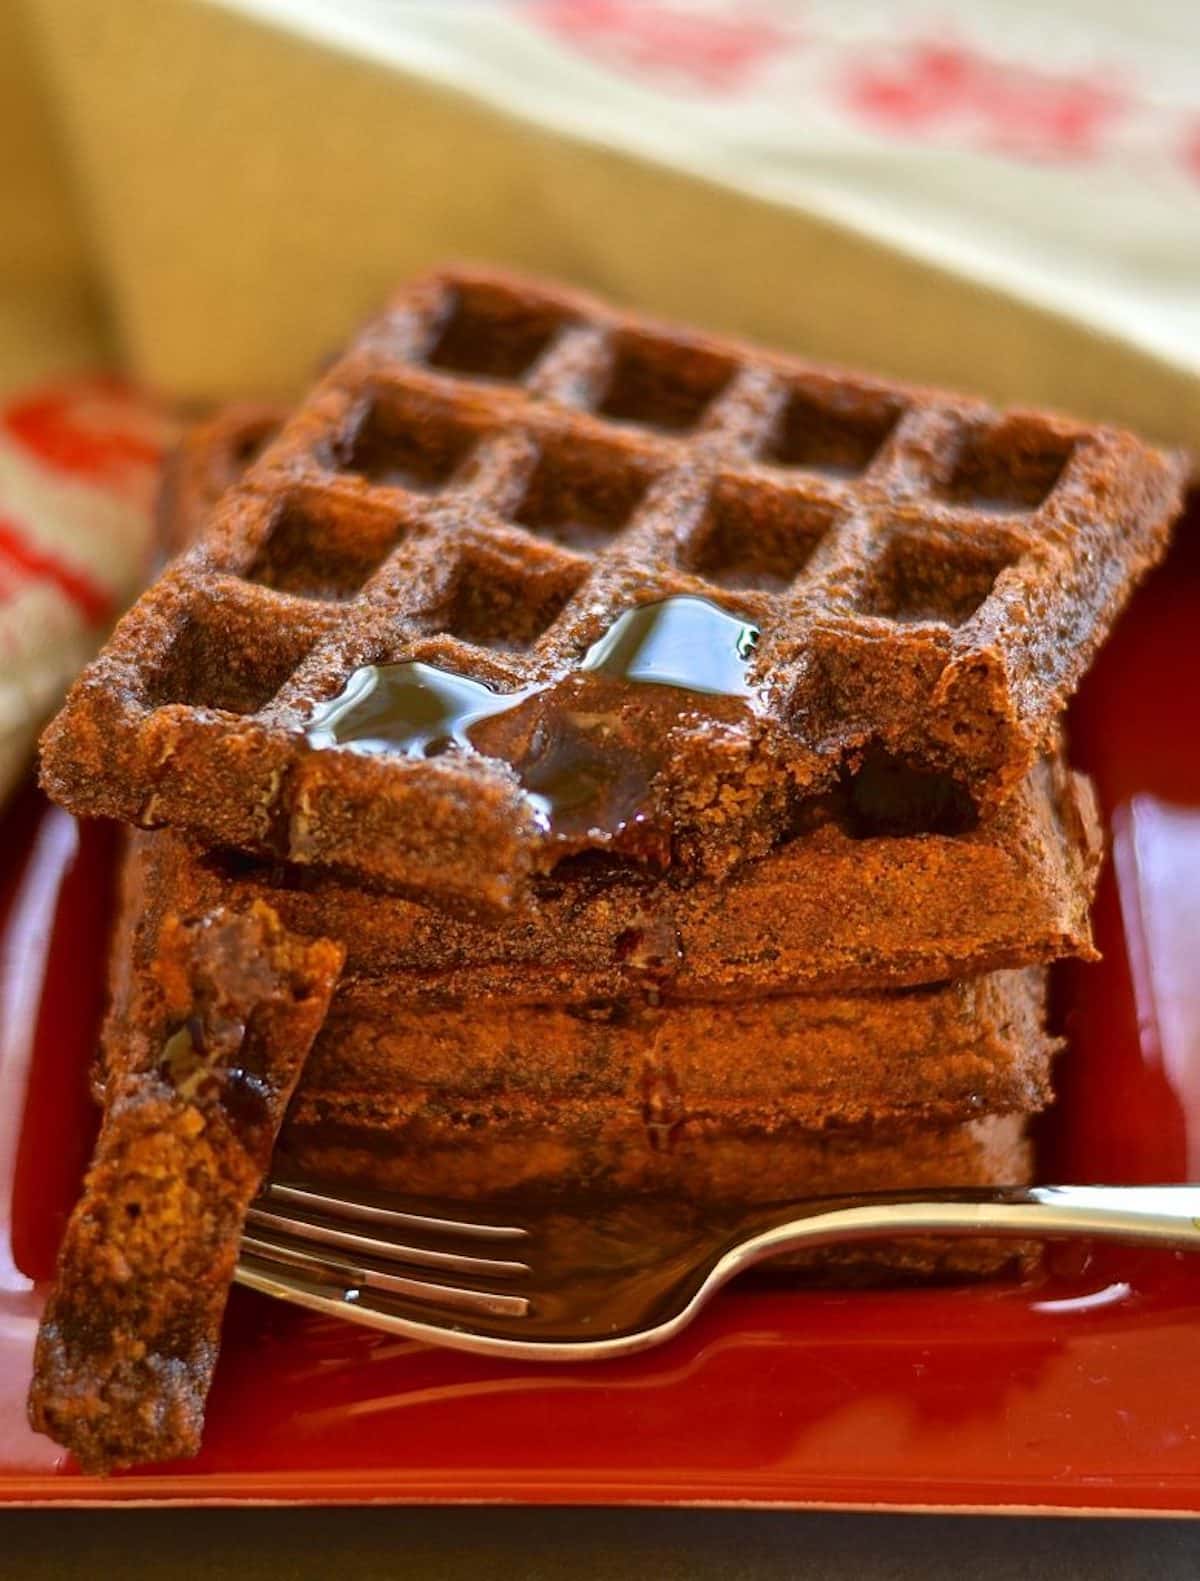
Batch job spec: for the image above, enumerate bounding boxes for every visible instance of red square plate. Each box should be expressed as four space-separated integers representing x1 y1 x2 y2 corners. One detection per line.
1 505 1198 1512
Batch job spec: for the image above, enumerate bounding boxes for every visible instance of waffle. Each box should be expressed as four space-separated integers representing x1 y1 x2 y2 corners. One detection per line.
39 267 1186 914
95 827 1047 1203
105 831 1056 1130
279 1113 1032 1283
283 968 1054 1144
97 832 1050 1213
119 753 1099 1005
29 902 342 1475
156 402 284 560
281 1106 1030 1226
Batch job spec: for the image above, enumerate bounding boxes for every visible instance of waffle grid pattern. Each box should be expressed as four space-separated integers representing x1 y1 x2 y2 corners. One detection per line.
42 268 1186 908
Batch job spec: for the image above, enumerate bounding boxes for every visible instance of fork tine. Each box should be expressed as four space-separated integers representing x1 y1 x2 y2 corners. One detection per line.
240 1236 530 1319
244 1205 531 1279
262 1181 529 1242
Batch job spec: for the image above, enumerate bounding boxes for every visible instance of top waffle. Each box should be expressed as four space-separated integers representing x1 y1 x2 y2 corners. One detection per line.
40 267 1187 913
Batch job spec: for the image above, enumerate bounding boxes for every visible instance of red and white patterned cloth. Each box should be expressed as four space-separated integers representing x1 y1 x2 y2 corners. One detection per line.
0 378 175 803
242 0 1195 393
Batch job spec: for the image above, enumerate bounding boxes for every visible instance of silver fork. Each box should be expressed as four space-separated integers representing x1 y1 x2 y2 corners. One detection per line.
235 1180 1200 1360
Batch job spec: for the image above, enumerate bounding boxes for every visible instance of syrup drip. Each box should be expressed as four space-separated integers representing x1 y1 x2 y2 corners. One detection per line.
305 596 760 857
306 663 526 759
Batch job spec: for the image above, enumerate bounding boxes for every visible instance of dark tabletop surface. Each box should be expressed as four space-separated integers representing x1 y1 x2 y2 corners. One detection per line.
4 1507 1198 1578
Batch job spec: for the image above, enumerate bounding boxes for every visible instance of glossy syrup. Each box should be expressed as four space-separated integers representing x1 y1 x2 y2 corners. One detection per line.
305 662 528 759
574 596 757 695
305 596 760 854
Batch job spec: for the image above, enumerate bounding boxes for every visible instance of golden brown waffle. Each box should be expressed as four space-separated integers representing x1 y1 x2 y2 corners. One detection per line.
286 969 1054 1143
40 267 1186 914
102 831 1057 1131
98 830 1043 1256
156 402 284 560
281 1110 1029 1221
118 753 1099 1004
98 834 1052 1214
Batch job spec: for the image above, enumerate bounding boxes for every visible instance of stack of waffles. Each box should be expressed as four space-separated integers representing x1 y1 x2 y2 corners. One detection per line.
30 270 1187 1471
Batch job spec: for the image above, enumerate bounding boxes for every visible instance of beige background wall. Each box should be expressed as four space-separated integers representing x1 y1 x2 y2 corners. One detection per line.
0 4 108 392
17 0 1200 449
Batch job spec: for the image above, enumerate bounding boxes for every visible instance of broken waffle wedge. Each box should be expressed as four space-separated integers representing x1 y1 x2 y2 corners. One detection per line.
28 903 341 1474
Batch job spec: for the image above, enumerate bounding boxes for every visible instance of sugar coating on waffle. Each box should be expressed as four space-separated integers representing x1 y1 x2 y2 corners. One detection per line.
40 267 1186 912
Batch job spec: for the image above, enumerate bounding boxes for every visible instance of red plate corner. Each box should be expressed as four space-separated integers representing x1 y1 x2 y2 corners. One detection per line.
0 503 1198 1510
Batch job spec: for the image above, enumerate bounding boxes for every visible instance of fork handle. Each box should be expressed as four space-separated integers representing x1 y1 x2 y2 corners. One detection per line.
726 1184 1200 1281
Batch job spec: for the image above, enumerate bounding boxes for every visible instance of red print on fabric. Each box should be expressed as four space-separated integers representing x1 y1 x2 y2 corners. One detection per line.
843 43 1127 162
1182 119 1200 184
0 514 112 625
2 377 165 497
529 0 787 93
